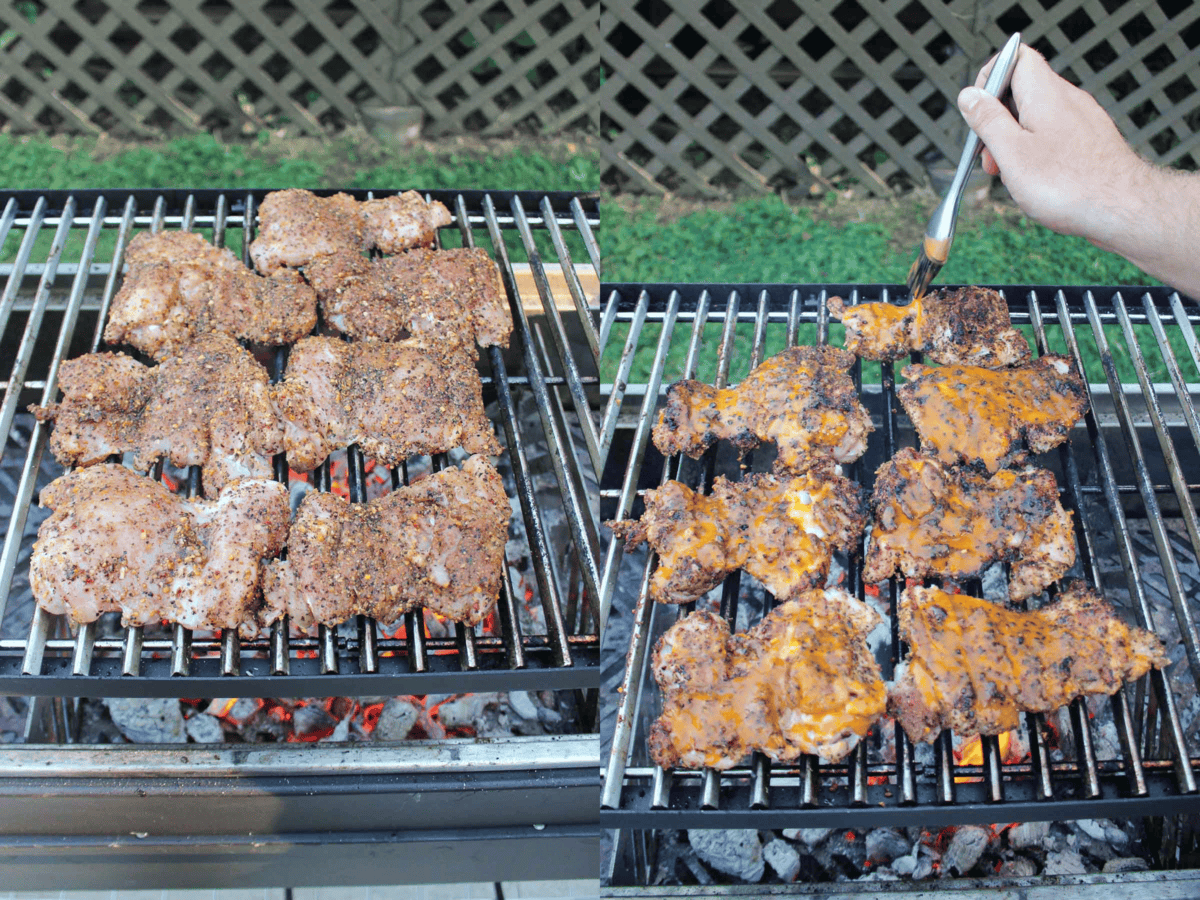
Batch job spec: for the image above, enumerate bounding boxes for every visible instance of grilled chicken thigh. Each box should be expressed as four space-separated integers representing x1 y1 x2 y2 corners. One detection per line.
31 333 285 494
830 286 1030 367
609 469 867 604
649 589 887 768
889 584 1168 743
271 336 500 472
249 189 452 273
653 346 873 472
30 464 289 634
104 231 317 360
306 247 510 348
865 448 1076 601
262 455 509 628
897 354 1088 472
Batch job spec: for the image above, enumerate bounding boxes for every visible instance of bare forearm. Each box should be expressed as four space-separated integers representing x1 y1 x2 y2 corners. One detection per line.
1095 164 1200 298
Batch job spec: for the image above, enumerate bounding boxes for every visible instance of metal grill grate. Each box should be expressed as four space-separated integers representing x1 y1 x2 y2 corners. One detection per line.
600 281 1200 828
0 188 601 697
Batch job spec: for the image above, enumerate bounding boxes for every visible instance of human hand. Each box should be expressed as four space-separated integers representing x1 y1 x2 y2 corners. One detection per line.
957 44 1148 251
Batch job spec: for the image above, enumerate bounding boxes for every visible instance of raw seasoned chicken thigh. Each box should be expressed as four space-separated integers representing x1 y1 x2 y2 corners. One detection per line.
30 465 289 634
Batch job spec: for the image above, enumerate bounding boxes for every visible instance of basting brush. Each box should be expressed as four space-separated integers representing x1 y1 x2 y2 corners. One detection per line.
906 32 1022 302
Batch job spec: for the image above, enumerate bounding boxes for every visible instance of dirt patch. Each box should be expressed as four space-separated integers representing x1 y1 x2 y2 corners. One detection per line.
42 128 596 184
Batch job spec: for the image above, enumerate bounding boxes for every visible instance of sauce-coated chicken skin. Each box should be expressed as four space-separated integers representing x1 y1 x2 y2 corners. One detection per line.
306 247 510 348
609 469 867 604
262 455 509 629
104 231 317 361
649 589 887 768
30 465 289 634
864 448 1076 601
653 346 873 473
889 584 1168 744
31 333 285 494
249 189 453 273
829 286 1030 367
897 354 1089 472
271 336 500 472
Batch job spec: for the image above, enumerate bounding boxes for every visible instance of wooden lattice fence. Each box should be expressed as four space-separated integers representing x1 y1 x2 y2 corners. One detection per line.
2 0 1198 198
0 0 599 136
598 0 1200 196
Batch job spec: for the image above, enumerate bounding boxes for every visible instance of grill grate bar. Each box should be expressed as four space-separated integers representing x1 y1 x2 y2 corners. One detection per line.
599 292 669 630
346 444 379 675
539 195 600 365
599 288 620 357
745 290 774 810
269 344 291 677
647 295 713 814
0 197 46 341
0 196 120 632
697 289 747 809
568 196 601 276
503 197 601 602
1081 292 1200 688
875 290 920 804
1147 295 1200 465
600 291 687 811
599 291 649 466
478 195 583 668
1 189 599 695
1051 289 1194 793
0 199 75 499
1113 292 1200 623
0 199 18 265
531 322 597 636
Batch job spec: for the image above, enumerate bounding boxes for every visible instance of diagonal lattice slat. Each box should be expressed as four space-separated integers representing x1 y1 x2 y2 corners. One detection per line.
0 0 1195 188
0 0 599 136
599 0 1200 196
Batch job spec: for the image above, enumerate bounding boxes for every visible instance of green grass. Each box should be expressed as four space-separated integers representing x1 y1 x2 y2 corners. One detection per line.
600 194 1198 386
600 194 1152 285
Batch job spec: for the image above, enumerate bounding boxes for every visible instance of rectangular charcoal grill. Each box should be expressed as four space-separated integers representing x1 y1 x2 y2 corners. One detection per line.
600 281 1200 835
0 187 602 697
0 188 601 889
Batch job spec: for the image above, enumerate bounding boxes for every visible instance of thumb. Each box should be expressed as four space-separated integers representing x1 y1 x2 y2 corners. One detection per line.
958 86 1022 170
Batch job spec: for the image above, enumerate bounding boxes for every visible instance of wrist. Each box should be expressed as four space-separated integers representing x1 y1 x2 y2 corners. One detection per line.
1083 155 1157 254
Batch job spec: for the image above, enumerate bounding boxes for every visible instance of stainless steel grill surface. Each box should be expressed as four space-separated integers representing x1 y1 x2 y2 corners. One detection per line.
600 281 1200 828
0 188 601 697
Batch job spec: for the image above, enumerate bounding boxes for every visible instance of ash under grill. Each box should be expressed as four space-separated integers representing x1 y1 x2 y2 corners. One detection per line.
0 188 601 696
600 282 1200 838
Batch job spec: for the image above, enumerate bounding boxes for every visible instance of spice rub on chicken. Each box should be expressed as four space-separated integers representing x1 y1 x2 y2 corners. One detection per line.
30 464 290 634
889 583 1168 744
897 354 1088 473
609 469 866 605
249 189 453 274
262 455 509 629
864 448 1076 601
104 231 317 361
653 346 872 473
270 336 500 473
31 333 285 494
649 589 887 768
305 247 510 348
830 286 1030 367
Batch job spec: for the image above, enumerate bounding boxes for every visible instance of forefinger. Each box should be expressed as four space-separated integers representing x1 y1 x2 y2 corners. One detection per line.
975 43 1050 94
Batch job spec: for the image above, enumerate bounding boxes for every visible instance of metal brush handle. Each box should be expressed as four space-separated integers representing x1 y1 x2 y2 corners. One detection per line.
923 32 1022 262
